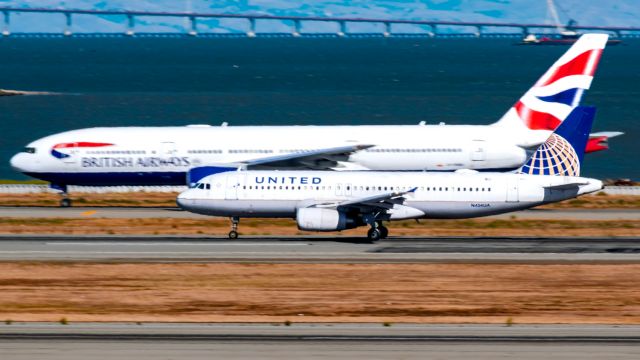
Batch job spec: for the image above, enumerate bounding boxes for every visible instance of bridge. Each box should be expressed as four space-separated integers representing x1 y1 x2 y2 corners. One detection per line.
1 7 640 38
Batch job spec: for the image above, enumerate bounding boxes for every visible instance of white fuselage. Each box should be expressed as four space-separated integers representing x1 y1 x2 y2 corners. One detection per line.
177 170 603 220
10 124 547 186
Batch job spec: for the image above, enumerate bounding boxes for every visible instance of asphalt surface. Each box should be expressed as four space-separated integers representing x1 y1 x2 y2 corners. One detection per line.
0 235 639 262
1 323 639 359
1 206 640 220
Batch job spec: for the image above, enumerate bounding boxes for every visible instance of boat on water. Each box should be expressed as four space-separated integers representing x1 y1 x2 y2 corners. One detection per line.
520 31 622 46
518 1 621 46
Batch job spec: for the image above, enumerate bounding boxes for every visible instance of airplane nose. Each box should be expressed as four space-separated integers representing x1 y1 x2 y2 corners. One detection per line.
176 191 193 210
10 153 27 173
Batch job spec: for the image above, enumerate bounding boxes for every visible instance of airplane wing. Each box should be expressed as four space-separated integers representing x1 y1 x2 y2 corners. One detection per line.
315 187 418 212
239 144 374 170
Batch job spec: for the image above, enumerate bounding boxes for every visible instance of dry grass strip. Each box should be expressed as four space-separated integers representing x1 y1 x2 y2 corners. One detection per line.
0 217 639 237
0 262 638 324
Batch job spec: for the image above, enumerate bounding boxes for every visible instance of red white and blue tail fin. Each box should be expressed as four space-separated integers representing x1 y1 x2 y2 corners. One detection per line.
494 34 608 132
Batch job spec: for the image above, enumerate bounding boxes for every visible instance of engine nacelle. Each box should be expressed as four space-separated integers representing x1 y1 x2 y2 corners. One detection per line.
296 208 355 231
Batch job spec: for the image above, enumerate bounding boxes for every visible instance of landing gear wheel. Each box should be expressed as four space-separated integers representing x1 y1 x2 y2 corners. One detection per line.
367 228 382 242
228 217 240 239
379 226 389 239
60 198 72 208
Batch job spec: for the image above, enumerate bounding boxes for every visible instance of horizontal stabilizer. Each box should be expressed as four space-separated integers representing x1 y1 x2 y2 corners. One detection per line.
589 131 624 139
543 182 589 190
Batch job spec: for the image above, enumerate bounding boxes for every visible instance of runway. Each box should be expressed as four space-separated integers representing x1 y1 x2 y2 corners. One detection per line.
1 235 639 262
1 323 639 359
1 206 640 220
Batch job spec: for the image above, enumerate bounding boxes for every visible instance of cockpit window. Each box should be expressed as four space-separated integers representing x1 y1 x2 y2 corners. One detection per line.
23 147 36 154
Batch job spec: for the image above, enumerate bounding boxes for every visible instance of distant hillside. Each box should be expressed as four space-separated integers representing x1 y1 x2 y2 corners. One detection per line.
1 1 638 33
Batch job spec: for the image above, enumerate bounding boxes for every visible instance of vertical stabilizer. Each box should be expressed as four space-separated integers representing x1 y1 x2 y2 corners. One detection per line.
493 34 607 132
517 106 595 176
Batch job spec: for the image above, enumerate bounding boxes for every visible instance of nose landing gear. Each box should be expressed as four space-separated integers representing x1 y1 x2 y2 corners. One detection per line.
50 184 71 207
60 197 72 208
228 217 240 239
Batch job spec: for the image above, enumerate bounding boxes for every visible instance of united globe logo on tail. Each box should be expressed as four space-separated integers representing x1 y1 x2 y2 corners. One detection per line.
517 106 595 177
518 133 580 176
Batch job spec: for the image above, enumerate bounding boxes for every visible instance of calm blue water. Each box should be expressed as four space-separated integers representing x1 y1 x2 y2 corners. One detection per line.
0 38 637 180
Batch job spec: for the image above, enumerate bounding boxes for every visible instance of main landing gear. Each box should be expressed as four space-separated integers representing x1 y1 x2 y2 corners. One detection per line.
228 216 240 239
367 221 389 241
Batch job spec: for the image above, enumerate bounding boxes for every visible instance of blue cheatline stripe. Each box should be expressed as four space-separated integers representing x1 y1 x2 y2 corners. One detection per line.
537 88 580 106
24 172 189 186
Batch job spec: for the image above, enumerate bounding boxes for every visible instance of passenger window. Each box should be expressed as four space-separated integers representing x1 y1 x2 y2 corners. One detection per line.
206 184 210 190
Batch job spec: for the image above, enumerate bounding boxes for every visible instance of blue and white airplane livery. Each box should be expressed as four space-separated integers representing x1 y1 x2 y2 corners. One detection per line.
178 106 603 240
10 34 616 207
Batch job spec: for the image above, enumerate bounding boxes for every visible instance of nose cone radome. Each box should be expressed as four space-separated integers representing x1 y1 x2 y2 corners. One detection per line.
10 153 29 173
176 190 195 210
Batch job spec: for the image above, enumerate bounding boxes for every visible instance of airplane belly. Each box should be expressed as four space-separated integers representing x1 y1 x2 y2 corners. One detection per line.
409 201 540 219
186 199 298 218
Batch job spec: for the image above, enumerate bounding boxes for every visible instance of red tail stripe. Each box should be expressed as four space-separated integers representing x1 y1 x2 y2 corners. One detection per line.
53 142 113 149
515 101 562 130
540 49 602 87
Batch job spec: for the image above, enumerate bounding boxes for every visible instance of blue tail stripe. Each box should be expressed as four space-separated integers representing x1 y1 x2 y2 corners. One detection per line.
537 88 580 106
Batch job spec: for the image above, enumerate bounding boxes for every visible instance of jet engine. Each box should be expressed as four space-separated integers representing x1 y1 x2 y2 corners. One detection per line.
296 208 357 231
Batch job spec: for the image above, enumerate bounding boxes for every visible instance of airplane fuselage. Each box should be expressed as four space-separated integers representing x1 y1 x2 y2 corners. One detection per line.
177 170 602 220
10 124 546 186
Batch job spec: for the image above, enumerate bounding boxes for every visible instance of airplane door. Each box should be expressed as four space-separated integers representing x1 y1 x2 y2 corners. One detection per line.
161 142 177 157
63 146 78 165
471 140 486 161
345 183 352 197
506 177 519 202
225 173 242 200
335 183 343 196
